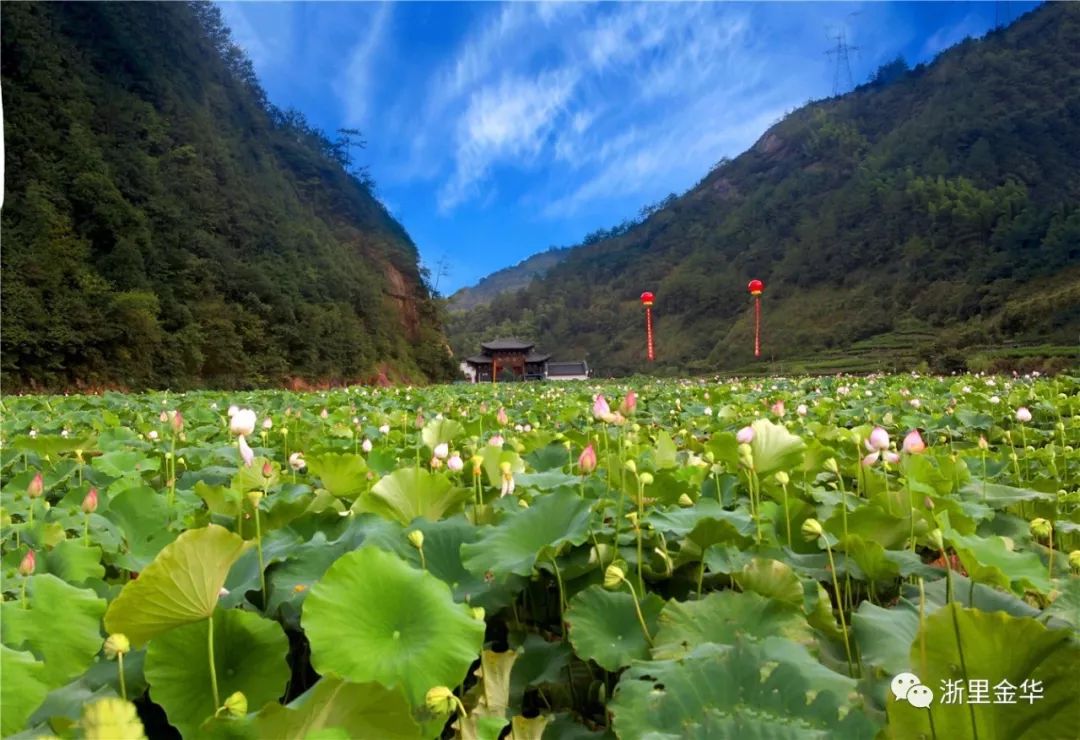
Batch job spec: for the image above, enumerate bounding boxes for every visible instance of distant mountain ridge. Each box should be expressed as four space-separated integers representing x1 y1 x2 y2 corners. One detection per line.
448 247 571 312
448 3 1080 376
1 1 455 389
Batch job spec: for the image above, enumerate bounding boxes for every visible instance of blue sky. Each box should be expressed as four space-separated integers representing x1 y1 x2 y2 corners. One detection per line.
218 1 1039 293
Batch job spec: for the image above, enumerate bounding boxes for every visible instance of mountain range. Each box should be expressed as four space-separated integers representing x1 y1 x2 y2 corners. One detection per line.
448 3 1079 376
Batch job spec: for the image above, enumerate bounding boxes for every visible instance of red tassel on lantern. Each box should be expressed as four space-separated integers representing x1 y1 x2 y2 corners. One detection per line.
747 280 764 358
640 291 655 362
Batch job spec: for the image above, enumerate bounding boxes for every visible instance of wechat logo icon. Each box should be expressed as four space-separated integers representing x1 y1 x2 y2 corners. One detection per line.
892 672 934 708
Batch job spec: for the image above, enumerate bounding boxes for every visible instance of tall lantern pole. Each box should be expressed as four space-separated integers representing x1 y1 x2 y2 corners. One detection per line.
640 291 655 362
747 279 764 358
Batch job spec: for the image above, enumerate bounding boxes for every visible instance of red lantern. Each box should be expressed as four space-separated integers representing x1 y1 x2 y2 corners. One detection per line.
747 279 764 357
640 291 655 361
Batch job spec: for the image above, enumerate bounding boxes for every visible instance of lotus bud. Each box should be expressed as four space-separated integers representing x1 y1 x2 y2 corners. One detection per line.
902 430 926 454
823 458 840 475
433 443 449 460
1015 407 1032 423
261 460 273 478
425 686 457 715
321 408 329 419
978 435 989 450
639 472 654 486
170 411 184 434
736 426 754 444
230 409 257 436
924 496 935 510
222 691 247 718
489 435 504 447
82 488 99 514
577 444 597 474
1030 518 1052 540
408 530 424 549
288 452 305 471
147 430 159 441
378 424 391 435
28 472 44 499
928 528 945 551
262 417 272 431
159 411 169 423
796 404 808 416
103 633 130 660
737 443 753 465
497 407 508 426
18 549 35 576
592 394 611 419
620 391 637 415
1069 551 1080 571
624 459 637 474
771 400 785 416
361 438 373 453
603 563 626 589
801 518 824 541
447 454 464 472
414 412 424 428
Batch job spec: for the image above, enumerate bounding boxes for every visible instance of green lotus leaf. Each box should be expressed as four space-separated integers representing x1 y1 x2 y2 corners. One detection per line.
1 574 106 688
302 546 485 706
103 485 177 570
612 640 879 739
651 590 813 660
480 447 525 489
92 450 159 478
1 646 50 737
104 525 250 647
900 573 1040 619
852 600 920 677
461 490 593 580
232 457 280 494
825 505 911 550
958 481 1054 506
513 471 581 492
749 419 805 477
888 604 1080 739
29 650 148 729
1044 577 1080 627
508 633 571 703
306 452 369 498
647 498 755 548
844 535 902 582
42 540 105 586
735 558 804 606
359 468 473 525
422 417 466 450
195 481 243 518
9 434 96 460
947 531 1052 594
145 609 290 737
565 585 665 671
244 676 424 739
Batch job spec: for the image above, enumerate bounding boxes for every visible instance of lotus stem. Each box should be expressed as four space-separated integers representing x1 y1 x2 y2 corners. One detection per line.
118 652 127 701
254 503 266 601
84 513 90 546
207 615 220 711
621 578 654 648
780 479 792 548
549 555 567 631
823 540 854 676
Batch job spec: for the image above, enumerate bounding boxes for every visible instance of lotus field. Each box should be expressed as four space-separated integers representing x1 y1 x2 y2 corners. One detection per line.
1 373 1078 739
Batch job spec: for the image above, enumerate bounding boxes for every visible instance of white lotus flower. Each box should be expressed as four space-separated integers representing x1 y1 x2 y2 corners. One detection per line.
433 442 449 459
361 438 373 453
230 409 257 436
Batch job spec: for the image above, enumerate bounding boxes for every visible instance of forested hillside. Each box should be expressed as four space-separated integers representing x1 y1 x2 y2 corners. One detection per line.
1 2 455 390
449 247 570 312
448 4 1080 376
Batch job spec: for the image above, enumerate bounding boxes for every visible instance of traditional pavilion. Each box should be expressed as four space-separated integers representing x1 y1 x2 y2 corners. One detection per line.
462 338 588 382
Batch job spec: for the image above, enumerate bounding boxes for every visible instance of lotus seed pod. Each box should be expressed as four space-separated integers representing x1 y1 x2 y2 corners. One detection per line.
408 530 424 549
775 471 790 486
639 472 654 486
624 459 637 474
425 686 456 715
1030 518 1052 540
1069 551 1080 571
678 494 694 507
104 633 130 659
517 498 529 508
222 691 247 717
603 563 626 589
470 606 485 622
499 461 512 474
824 458 840 474
801 518 824 541
246 490 263 508
625 511 638 527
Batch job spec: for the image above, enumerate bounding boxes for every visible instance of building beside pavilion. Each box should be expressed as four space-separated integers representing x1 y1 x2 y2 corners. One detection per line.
461 338 589 382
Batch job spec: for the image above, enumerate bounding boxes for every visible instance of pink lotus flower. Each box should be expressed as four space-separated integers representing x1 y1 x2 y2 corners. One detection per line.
736 426 754 444
497 407 508 426
18 550 35 576
238 435 255 467
27 473 44 499
902 430 926 455
578 444 597 474
866 427 890 452
593 394 611 419
172 411 185 433
489 435 505 447
82 488 98 514
620 391 637 415
447 454 464 472
771 400 785 416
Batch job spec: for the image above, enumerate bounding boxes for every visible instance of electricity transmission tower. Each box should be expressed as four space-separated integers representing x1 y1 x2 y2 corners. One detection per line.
826 28 859 96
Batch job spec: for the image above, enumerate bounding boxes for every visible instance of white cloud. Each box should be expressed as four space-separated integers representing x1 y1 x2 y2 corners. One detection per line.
335 3 393 126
